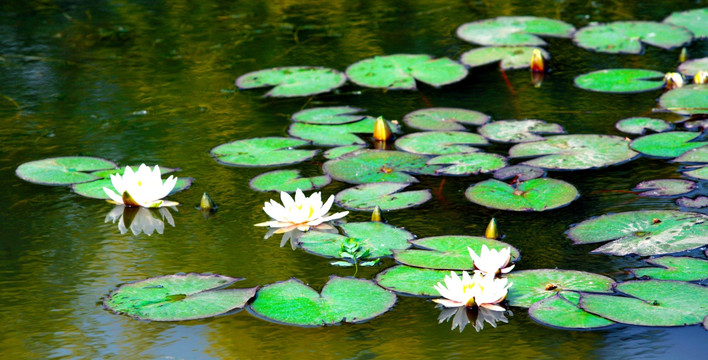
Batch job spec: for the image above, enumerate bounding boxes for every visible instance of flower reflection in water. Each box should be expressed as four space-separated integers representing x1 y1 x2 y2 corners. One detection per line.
437 305 512 333
105 205 177 236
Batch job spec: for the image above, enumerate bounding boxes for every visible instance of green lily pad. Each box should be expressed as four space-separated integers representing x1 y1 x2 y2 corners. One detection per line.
493 165 545 181
465 178 579 212
210 137 318 167
374 265 451 297
460 46 550 70
659 85 708 115
574 69 665 93
630 131 707 158
573 21 692 54
346 54 467 90
505 269 615 308
683 166 708 181
528 292 616 330
674 146 708 163
235 66 346 97
664 8 708 38
323 145 367 160
615 117 673 135
456 16 575 46
89 165 178 179
322 150 441 184
392 235 519 270
298 222 413 258
16 156 117 186
427 153 507 176
335 182 431 211
249 170 331 193
291 106 365 125
72 177 194 199
678 58 708 77
395 131 488 155
677 196 708 208
103 273 257 321
579 280 708 327
249 276 396 326
567 210 708 256
288 116 401 147
403 108 490 131
479 119 564 143
629 256 708 281
509 134 639 170
633 179 697 197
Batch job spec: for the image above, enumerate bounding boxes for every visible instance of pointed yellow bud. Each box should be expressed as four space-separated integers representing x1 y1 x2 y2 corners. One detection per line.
371 206 383 222
530 49 545 73
373 116 393 141
664 72 684 90
485 218 499 239
199 192 217 212
679 47 688 63
693 70 708 85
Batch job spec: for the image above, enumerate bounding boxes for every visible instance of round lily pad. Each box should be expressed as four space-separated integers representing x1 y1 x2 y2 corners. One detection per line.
579 280 708 327
323 145 367 160
628 256 708 281
615 117 672 135
403 108 490 131
664 8 708 38
298 222 413 258
235 66 346 97
478 119 564 143
574 69 665 93
335 182 431 211
72 177 194 199
249 276 396 326
633 179 696 197
249 169 331 193
395 131 488 155
103 273 257 321
16 156 117 186
528 292 616 330
346 54 467 90
678 58 708 77
659 85 708 115
323 150 441 184
427 152 507 176
460 46 549 70
505 269 615 308
456 16 575 46
509 134 639 170
288 116 400 147
573 21 692 54
210 137 318 167
393 235 519 270
567 210 708 256
465 178 579 212
291 106 365 125
493 165 545 181
630 131 707 158
375 265 451 297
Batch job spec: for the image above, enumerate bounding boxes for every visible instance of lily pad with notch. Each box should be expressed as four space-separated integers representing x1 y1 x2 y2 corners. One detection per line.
615 117 673 135
323 145 367 160
375 265 452 297
210 137 318 167
479 119 564 143
628 256 708 281
288 116 400 147
664 8 708 39
346 54 468 90
291 106 366 125
235 66 346 97
574 69 665 93
465 178 579 212
298 222 413 258
528 292 616 330
427 152 507 176
392 235 519 270
659 85 708 115
683 167 708 181
460 46 549 70
323 150 441 184
249 169 331 193
456 16 575 46
16 156 117 186
630 131 707 158
633 179 697 197
505 269 615 308
573 21 692 54
335 182 431 211
403 108 490 131
395 131 488 156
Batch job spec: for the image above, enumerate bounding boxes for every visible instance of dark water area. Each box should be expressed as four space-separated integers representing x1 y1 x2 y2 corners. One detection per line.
1 0 707 359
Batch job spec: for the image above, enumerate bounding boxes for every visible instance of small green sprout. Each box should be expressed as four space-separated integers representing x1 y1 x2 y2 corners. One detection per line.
330 238 380 276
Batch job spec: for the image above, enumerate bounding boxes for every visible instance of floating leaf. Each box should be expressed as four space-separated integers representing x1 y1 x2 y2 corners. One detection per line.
505 269 615 308
493 165 545 181
322 150 440 184
428 153 507 176
683 166 708 181
16 156 117 186
615 117 672 135
298 222 413 258
291 106 365 124
574 69 665 93
460 46 549 70
664 8 708 38
393 236 519 270
630 131 707 158
465 178 578 212
479 119 564 143
659 85 708 115
677 196 708 208
573 21 692 54
567 210 708 256
674 146 708 163
528 292 615 330
249 277 396 326
210 137 318 167
89 165 178 179
335 182 431 211
249 170 331 193
72 177 193 199
633 179 696 197
509 134 639 170
628 256 708 281
323 145 367 160
103 273 257 321
288 116 400 147
375 265 451 297
456 16 575 46
403 108 490 131
678 58 708 77
346 54 467 90
579 280 708 327
395 131 488 155
235 66 346 97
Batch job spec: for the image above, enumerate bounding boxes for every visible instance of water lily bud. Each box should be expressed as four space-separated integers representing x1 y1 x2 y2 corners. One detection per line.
199 192 217 212
679 47 688 63
373 116 393 141
693 70 708 85
530 49 545 73
371 206 383 222
484 218 499 239
664 72 684 90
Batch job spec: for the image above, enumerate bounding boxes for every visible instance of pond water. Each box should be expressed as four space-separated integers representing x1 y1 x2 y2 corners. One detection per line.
1 0 707 358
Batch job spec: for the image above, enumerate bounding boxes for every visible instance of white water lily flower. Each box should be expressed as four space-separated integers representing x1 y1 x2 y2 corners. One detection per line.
254 189 348 233
473 272 512 312
433 271 511 311
103 164 179 208
468 244 514 275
